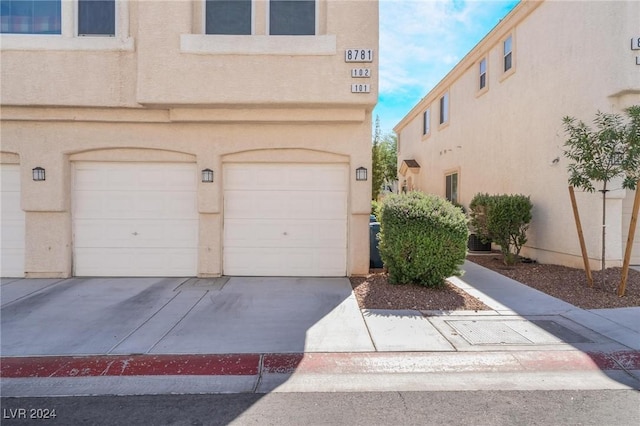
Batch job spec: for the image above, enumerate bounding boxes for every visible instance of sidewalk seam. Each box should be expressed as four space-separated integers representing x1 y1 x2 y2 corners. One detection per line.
144 290 211 354
359 309 379 352
0 279 67 308
253 354 264 393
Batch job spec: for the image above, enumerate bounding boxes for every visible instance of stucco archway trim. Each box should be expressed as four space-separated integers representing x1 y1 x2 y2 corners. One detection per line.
222 148 349 164
69 148 196 163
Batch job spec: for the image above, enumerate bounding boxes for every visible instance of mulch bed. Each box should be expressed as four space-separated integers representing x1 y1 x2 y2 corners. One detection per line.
349 269 490 311
467 254 640 309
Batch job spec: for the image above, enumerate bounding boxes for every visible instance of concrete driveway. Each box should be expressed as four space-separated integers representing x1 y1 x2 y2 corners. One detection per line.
0 277 375 356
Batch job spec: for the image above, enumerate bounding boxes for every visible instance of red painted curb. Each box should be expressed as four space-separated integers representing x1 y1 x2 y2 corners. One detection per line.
0 354 260 378
2 351 639 378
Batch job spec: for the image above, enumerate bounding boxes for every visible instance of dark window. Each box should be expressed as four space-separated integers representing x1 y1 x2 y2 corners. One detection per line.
446 173 458 204
1 0 61 34
270 0 315 35
206 0 251 35
504 36 512 72
479 58 487 90
439 93 448 125
78 0 115 36
423 109 430 135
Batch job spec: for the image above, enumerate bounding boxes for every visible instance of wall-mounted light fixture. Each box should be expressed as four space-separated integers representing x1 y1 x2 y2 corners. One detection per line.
201 168 214 183
355 167 368 181
32 167 45 181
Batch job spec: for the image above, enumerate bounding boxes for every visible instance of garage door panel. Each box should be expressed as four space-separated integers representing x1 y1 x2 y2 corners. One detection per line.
75 248 197 276
75 191 196 220
1 165 25 277
74 164 196 192
224 164 348 192
224 219 346 249
225 190 346 220
223 163 347 276
73 163 198 277
75 219 198 248
224 247 346 276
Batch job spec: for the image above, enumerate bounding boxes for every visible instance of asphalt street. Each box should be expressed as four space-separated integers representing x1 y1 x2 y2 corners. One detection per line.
2 390 640 426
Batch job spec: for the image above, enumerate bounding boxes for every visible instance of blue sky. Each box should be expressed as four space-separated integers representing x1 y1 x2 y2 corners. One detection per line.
374 0 520 134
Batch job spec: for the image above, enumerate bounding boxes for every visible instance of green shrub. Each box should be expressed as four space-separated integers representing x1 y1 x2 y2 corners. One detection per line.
469 193 533 265
468 193 491 239
371 200 382 221
378 192 468 287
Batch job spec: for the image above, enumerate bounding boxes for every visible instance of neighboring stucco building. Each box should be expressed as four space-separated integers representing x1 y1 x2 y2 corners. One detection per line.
1 0 378 278
394 0 639 268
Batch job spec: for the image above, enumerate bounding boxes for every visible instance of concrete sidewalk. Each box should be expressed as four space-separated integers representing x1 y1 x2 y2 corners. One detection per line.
2 261 640 396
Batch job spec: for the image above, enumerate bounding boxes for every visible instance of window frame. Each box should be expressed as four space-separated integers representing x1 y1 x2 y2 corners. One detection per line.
445 172 459 205
77 0 116 37
503 35 513 72
203 0 254 35
439 92 449 126
267 0 318 36
1 0 62 35
422 108 430 137
479 57 487 90
0 0 131 51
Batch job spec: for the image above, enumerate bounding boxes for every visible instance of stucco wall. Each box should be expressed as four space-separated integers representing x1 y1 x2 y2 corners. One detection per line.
396 0 640 268
1 108 372 277
1 0 379 277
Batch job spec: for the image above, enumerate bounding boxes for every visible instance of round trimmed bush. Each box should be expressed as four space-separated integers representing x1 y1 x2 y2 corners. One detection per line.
378 192 468 287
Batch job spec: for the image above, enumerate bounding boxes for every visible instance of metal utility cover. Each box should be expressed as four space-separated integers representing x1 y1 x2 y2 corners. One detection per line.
446 319 592 345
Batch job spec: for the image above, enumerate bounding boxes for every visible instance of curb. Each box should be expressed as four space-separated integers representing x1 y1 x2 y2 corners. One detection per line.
2 350 640 378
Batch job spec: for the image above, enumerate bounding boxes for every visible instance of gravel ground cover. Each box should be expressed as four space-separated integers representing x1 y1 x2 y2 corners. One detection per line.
350 255 640 311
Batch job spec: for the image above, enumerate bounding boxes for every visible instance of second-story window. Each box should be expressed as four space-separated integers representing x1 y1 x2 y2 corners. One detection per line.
445 172 458 205
504 35 513 72
78 0 115 36
439 92 449 125
270 0 315 35
206 0 252 35
423 109 430 136
479 58 487 90
0 0 61 34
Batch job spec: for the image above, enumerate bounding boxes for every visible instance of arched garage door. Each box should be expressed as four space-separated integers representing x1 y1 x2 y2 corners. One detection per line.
1 164 25 277
223 163 348 276
72 162 198 276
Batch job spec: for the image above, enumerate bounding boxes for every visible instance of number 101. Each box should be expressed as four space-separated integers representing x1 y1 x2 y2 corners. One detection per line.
351 84 370 93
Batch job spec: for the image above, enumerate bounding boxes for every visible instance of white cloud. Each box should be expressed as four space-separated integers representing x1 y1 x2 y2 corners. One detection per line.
376 0 519 131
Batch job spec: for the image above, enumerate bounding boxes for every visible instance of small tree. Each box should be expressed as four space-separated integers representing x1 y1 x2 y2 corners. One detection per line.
563 106 640 288
372 116 398 200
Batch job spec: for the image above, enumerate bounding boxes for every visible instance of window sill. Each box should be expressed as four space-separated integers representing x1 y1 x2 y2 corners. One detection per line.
421 132 431 141
475 86 489 98
180 34 337 56
499 67 516 83
0 35 134 51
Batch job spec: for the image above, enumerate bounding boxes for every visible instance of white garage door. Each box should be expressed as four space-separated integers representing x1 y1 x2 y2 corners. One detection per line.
622 189 639 265
1 164 25 277
73 162 198 276
224 163 348 276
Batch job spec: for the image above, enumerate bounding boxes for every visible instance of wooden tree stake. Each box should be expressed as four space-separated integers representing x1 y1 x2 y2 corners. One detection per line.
618 181 640 297
569 186 594 287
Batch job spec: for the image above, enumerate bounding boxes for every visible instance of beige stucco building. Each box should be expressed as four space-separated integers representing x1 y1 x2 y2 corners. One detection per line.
395 0 639 269
1 0 378 278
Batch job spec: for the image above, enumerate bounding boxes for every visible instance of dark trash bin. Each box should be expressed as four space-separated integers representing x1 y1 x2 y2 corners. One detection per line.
370 222 383 268
468 233 492 252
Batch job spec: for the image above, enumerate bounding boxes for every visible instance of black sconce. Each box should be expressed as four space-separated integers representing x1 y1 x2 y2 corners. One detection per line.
355 167 368 181
201 168 214 183
32 167 45 181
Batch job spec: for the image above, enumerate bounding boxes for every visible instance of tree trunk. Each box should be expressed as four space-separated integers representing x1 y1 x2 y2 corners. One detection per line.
601 182 607 290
